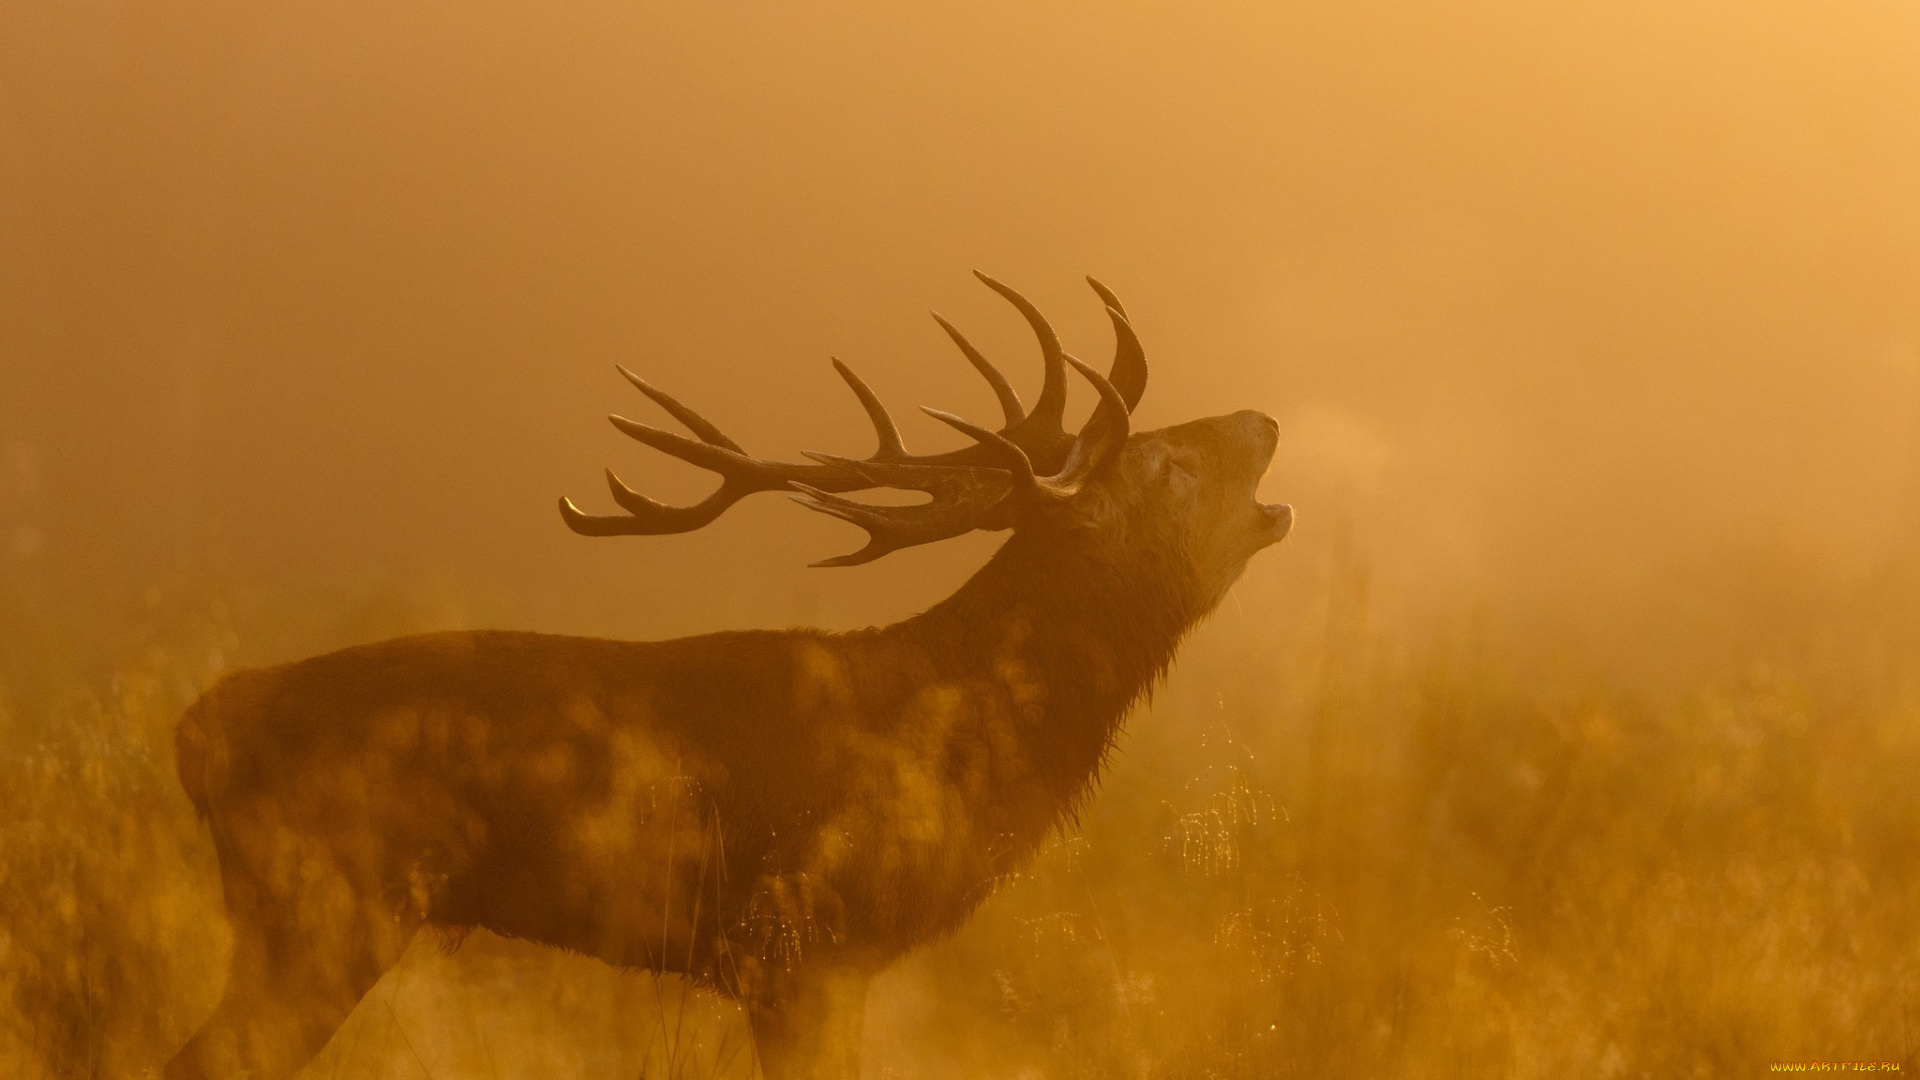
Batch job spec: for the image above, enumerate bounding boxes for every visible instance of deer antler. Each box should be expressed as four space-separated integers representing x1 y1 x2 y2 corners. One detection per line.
791 355 1131 566
555 367 879 536
559 275 1148 557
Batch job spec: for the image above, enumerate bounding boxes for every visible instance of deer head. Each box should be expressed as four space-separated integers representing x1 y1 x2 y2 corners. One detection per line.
559 272 1292 610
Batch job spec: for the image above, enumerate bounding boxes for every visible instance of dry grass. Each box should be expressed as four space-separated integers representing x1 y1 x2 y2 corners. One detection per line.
3 554 1917 1078
891 560 1920 1078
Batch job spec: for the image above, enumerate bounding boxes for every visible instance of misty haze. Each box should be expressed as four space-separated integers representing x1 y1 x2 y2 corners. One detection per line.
3 1 1918 1077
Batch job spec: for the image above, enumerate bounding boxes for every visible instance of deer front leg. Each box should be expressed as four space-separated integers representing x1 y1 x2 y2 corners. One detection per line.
732 870 872 1079
745 957 874 1080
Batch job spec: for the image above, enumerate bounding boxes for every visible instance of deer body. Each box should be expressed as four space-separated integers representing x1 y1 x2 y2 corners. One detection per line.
167 277 1291 1080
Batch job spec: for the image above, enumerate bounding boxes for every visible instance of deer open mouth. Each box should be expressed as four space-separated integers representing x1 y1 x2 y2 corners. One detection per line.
1255 500 1295 544
1248 418 1290 545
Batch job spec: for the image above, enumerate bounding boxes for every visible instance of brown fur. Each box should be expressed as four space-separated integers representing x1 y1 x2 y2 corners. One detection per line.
165 411 1291 1080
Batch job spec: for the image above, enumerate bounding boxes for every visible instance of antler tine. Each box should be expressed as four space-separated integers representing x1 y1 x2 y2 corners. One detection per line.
830 358 909 461
973 271 1071 462
1085 277 1148 414
1043 354 1132 499
930 312 1025 428
1098 305 1148 414
559 492 730 536
1085 275 1128 321
616 366 746 453
607 414 757 472
918 407 1037 488
555 464 743 536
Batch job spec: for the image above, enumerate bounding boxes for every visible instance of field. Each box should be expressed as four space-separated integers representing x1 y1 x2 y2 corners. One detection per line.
5 6 1918 1073
5 541 1915 1078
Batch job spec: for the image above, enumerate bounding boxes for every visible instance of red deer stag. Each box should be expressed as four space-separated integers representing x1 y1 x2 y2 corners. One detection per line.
167 273 1293 1080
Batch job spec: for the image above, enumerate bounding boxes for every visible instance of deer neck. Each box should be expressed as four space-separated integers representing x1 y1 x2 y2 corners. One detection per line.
891 527 1201 814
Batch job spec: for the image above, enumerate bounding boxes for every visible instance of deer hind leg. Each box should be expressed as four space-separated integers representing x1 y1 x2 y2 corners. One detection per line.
166 835 421 1080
